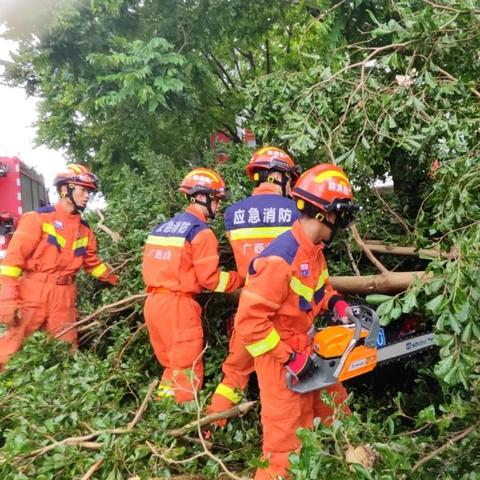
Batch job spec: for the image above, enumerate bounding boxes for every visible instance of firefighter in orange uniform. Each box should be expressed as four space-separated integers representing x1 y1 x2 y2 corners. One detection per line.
235 164 358 479
0 164 119 369
142 168 243 404
208 146 300 419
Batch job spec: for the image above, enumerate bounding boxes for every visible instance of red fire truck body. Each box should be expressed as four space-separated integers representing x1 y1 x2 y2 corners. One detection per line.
0 156 48 258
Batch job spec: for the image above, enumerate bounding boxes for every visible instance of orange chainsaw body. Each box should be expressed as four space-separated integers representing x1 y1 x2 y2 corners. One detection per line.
313 326 377 381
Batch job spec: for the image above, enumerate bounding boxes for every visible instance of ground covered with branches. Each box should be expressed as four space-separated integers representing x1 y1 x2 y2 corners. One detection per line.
1 0 479 478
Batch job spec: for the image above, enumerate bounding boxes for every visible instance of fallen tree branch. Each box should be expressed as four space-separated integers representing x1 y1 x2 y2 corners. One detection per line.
114 324 147 368
422 0 480 14
25 432 103 458
331 271 432 295
77 321 101 333
81 458 104 480
127 379 158 431
76 441 103 450
147 441 206 466
95 210 122 242
434 66 480 99
350 225 389 274
181 434 213 450
412 421 479 472
55 293 147 339
168 401 258 438
345 241 361 276
78 294 146 325
372 187 413 235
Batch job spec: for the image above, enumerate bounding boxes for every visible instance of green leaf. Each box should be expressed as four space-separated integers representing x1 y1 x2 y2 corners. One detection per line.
448 313 461 335
435 356 454 378
365 294 394 305
417 405 436 424
402 290 417 313
443 365 459 385
426 295 444 314
461 322 472 342
391 303 402 320
425 278 443 295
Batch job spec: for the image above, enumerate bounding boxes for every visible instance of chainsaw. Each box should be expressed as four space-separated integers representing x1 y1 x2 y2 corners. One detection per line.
286 304 435 394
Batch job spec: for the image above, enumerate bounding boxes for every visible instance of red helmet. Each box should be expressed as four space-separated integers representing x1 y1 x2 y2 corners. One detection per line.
291 164 358 228
53 164 99 191
179 168 227 198
245 146 299 180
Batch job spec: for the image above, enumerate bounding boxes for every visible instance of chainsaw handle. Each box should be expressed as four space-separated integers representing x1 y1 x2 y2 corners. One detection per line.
286 371 295 390
347 308 362 340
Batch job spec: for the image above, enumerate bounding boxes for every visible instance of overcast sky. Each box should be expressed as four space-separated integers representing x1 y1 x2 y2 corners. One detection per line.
0 33 66 190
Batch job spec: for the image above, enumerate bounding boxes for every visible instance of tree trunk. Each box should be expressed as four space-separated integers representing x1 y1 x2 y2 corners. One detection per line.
330 271 431 295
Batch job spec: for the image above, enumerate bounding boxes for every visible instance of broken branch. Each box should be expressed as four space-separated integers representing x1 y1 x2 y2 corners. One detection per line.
350 225 389 274
55 293 147 339
95 210 122 243
168 401 258 438
81 458 104 480
412 422 479 472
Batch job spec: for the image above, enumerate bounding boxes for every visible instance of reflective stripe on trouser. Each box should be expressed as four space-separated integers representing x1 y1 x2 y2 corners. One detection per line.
144 292 204 404
253 353 350 480
0 275 77 368
208 329 253 414
156 382 175 399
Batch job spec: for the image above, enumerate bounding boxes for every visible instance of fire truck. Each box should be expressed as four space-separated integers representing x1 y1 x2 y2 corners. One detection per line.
0 156 48 259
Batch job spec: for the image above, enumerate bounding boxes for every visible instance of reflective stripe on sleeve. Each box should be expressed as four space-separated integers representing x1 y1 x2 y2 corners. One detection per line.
289 276 314 302
315 269 329 290
72 237 89 250
214 271 230 292
245 328 281 357
229 226 291 241
146 235 185 247
0 265 23 278
91 263 108 278
214 383 243 404
42 223 67 247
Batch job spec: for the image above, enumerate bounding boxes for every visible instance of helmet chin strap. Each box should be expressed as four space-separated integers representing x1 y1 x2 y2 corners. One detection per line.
191 195 215 219
305 206 341 246
321 219 338 246
259 171 291 197
319 215 346 246
270 174 289 197
66 183 85 213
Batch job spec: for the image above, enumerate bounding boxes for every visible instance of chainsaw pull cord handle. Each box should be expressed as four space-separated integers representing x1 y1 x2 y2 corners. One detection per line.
333 308 362 379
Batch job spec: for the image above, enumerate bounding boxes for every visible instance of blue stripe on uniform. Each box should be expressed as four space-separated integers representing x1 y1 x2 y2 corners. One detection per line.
149 211 209 244
248 230 299 275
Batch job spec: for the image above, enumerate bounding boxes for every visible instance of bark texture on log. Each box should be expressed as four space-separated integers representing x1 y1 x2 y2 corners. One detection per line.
363 243 456 259
331 271 431 295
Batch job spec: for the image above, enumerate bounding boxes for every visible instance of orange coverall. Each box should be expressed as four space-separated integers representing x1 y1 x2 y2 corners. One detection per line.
209 183 299 414
142 205 243 404
0 204 115 368
235 220 349 480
